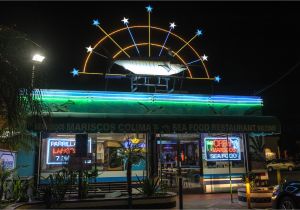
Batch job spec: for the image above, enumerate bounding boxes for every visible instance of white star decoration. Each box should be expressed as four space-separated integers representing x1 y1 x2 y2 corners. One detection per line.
170 22 176 29
122 17 129 25
86 46 93 53
202 54 208 61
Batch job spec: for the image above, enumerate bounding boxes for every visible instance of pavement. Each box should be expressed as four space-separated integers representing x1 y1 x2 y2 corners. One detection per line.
173 193 246 209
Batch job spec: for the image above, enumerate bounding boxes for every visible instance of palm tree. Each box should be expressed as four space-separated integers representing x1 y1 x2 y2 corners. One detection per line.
249 135 265 161
117 138 145 208
0 25 45 151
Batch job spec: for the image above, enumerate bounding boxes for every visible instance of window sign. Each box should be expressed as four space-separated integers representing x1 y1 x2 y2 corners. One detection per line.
204 137 241 161
0 151 16 170
46 138 91 165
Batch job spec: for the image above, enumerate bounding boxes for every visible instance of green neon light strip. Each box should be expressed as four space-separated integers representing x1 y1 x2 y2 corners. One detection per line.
41 97 261 107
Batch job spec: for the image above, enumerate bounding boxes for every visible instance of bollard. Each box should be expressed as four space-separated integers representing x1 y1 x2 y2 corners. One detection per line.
179 177 183 210
277 169 281 185
245 177 251 209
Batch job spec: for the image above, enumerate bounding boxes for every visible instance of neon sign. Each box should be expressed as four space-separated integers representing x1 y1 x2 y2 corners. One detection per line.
0 152 15 170
204 137 241 161
46 138 91 165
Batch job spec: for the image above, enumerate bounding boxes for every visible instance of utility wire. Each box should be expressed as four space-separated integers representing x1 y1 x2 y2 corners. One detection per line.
254 61 300 95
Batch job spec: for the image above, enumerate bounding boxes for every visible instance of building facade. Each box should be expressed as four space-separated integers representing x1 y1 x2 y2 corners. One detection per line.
16 89 280 193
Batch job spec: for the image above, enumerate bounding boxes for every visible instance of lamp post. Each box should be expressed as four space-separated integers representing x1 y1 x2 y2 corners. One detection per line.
31 54 45 88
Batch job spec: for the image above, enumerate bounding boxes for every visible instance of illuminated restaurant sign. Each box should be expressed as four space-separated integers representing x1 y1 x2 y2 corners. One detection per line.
46 138 91 165
0 151 16 170
204 137 241 161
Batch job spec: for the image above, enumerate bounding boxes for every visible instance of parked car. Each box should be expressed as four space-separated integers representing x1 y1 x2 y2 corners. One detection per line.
272 181 300 209
267 159 295 172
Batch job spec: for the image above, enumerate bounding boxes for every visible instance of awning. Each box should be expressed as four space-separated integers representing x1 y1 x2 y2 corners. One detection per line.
30 115 280 134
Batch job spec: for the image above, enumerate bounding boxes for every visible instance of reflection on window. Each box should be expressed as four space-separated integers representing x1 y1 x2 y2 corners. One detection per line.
40 133 146 173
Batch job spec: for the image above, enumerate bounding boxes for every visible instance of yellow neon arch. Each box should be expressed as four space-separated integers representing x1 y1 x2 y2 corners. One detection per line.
112 42 192 78
83 25 210 78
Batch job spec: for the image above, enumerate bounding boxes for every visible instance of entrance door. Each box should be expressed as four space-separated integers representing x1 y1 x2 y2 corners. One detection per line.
156 133 203 194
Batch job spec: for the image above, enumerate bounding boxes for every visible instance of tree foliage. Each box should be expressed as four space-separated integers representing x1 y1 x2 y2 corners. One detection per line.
249 135 265 161
0 25 45 151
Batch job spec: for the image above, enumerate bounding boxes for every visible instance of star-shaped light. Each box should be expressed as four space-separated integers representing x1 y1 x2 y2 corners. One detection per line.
146 5 153 13
121 17 129 25
71 68 79 77
214 75 221 83
196 29 203 36
86 46 93 53
92 19 99 26
170 22 176 29
202 54 208 61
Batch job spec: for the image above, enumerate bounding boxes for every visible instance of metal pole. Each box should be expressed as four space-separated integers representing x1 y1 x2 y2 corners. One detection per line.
226 134 233 203
160 133 162 183
177 136 183 210
277 144 281 184
243 134 249 173
37 132 42 188
244 134 251 208
78 165 83 199
31 64 35 88
179 177 183 209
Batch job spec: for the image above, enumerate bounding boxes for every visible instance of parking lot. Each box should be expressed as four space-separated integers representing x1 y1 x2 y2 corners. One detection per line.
268 169 300 185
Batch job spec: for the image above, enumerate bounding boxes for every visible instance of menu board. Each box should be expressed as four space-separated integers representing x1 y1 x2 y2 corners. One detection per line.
46 138 91 165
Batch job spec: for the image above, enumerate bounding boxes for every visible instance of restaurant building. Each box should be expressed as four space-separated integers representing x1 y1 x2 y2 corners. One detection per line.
16 89 280 193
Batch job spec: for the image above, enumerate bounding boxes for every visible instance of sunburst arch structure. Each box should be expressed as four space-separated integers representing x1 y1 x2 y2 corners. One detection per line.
72 5 221 92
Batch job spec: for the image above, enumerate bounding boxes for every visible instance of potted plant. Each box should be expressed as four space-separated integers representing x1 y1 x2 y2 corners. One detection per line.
135 176 163 197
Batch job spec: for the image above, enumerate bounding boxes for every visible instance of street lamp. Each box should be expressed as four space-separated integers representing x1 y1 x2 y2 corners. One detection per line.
31 54 45 88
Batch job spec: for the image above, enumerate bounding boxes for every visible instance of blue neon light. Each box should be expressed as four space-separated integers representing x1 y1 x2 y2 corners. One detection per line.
71 68 79 77
196 29 203 36
122 18 140 55
187 58 201 65
146 5 153 13
159 28 172 57
215 76 221 83
92 19 100 26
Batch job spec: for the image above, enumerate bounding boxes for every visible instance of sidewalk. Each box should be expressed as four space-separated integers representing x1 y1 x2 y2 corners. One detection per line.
173 193 246 209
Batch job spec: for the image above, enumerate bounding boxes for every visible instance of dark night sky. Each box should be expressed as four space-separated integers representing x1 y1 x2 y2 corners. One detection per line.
1 1 300 143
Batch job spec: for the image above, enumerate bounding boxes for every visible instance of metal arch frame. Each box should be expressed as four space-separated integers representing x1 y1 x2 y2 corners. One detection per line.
82 25 212 79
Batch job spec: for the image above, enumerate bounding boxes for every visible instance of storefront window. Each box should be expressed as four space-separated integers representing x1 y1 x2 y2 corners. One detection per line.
40 133 146 182
201 133 246 193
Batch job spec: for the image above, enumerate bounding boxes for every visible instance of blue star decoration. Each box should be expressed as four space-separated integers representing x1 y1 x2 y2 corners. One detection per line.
146 5 153 13
214 75 221 83
196 29 203 36
92 19 100 26
71 68 79 77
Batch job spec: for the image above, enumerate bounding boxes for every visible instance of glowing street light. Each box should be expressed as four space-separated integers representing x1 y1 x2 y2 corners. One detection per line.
31 54 45 87
32 54 45 63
